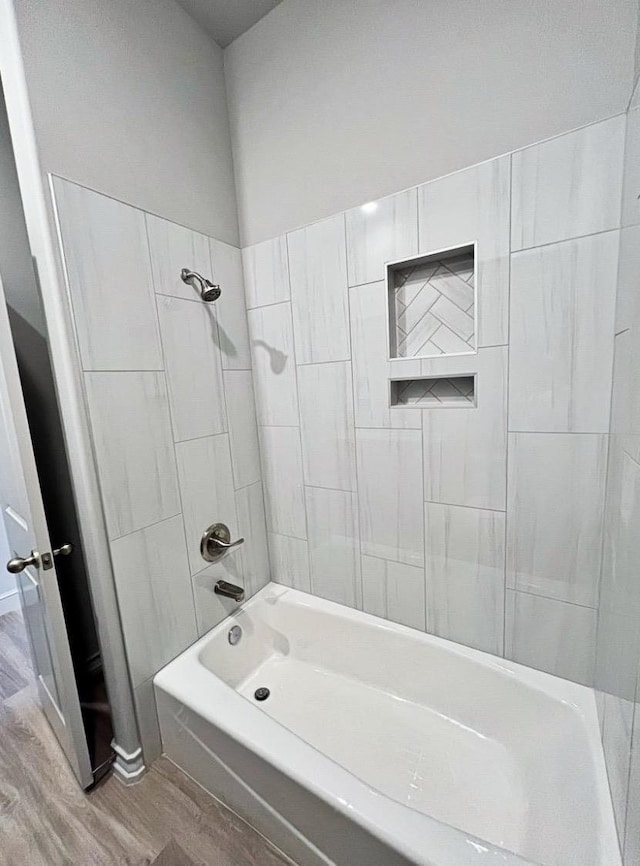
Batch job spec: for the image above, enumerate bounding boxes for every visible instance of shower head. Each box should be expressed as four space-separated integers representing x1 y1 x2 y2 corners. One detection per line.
180 268 221 302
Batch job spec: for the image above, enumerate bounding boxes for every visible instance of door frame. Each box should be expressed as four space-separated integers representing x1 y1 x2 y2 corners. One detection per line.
0 0 143 783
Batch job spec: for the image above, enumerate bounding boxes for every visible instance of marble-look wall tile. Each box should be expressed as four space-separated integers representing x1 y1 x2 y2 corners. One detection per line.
505 590 597 686
425 503 505 655
209 238 252 370
192 562 244 635
268 533 310 592
615 225 640 335
235 481 270 597
110 515 197 687
242 235 290 309
288 214 351 364
84 371 180 538
600 449 640 616
601 692 634 841
417 156 510 347
423 346 507 510
624 698 640 866
361 555 425 631
356 428 424 566
145 213 212 302
298 361 356 490
511 115 626 250
223 370 261 490
156 295 227 442
175 433 238 575
507 433 607 608
133 677 162 765
247 302 299 426
259 426 306 539
306 486 361 608
622 107 640 229
345 189 418 287
349 282 421 429
53 178 162 371
509 232 618 433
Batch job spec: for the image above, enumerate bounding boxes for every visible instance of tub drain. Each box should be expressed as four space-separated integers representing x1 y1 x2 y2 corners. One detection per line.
254 687 270 701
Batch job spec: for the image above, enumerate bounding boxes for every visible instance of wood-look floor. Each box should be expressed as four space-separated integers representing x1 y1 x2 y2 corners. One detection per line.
0 611 295 866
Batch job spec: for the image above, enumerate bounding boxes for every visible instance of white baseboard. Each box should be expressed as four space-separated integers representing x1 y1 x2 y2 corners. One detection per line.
0 589 20 617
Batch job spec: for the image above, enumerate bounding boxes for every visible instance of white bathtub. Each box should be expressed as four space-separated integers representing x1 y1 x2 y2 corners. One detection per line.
154 584 620 866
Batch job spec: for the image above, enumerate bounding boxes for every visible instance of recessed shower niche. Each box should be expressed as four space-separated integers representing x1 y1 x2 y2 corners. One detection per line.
387 243 476 359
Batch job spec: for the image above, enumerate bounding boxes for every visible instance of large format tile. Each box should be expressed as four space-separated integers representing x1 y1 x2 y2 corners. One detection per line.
615 224 640 335
242 236 290 309
259 427 306 539
156 295 227 442
210 238 252 370
306 486 361 608
509 232 618 433
247 303 299 426
175 434 238 575
345 189 418 287
507 433 607 608
425 503 505 655
505 590 597 686
268 533 310 592
84 371 180 538
223 370 261 490
622 106 640 229
418 156 510 347
423 346 507 510
349 282 421 429
511 115 626 250
235 482 270 598
192 561 245 636
624 696 640 866
110 515 197 688
53 178 162 371
361 555 425 631
356 428 424 566
288 214 351 364
298 361 356 490
146 213 212 302
600 449 640 616
601 691 634 841
133 677 162 765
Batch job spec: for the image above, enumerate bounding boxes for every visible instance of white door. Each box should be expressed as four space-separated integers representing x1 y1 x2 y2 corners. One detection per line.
0 271 93 788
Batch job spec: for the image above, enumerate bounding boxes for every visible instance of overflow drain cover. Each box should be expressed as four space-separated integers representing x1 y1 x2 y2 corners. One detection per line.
254 687 270 701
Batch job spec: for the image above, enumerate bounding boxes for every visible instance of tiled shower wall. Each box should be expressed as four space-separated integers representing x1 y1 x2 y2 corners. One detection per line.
595 85 640 865
245 113 625 688
51 178 269 761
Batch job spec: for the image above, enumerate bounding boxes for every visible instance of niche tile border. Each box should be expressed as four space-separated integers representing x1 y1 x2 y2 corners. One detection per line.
386 241 477 361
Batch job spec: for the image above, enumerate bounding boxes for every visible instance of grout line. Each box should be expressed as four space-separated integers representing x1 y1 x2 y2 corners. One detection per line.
246 298 292 313
424 499 506 514
511 226 621 255
108 511 183 544
506 585 598 611
504 154 513 658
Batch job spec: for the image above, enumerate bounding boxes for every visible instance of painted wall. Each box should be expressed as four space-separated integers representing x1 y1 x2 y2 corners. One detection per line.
225 0 637 246
595 82 640 865
52 178 269 761
12 0 239 246
244 114 624 690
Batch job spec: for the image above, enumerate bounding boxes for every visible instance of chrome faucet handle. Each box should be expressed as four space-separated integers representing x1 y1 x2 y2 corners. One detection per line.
200 523 245 564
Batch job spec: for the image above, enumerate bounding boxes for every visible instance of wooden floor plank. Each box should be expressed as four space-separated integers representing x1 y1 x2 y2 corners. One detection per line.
0 612 295 866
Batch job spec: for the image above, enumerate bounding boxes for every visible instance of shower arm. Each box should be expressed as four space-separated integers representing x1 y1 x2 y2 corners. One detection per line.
180 268 221 302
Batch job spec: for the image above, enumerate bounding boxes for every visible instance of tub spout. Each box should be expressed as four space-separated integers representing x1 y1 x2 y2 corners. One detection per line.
214 580 245 602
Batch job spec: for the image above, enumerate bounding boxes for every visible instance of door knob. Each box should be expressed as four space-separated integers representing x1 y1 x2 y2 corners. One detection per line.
53 543 73 558
6 550 39 574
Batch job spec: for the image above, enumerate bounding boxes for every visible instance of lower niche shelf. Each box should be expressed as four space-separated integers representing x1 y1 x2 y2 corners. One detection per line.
390 375 476 408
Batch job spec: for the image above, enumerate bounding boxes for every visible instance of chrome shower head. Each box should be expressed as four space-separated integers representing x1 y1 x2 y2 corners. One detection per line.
180 268 221 302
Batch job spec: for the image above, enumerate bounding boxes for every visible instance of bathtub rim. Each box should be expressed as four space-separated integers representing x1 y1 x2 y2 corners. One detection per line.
153 582 621 866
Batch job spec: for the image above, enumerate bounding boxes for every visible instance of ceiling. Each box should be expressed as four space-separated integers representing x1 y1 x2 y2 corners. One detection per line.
176 0 283 48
